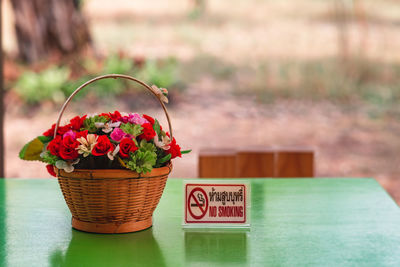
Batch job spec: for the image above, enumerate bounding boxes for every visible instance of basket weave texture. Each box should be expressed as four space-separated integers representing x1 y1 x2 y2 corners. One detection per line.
56 164 171 226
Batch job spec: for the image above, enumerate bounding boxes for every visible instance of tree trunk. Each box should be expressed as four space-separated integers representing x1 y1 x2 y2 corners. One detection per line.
10 0 92 63
0 0 4 177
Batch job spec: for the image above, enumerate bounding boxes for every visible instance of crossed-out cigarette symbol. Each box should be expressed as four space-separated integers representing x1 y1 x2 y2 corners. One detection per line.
188 187 209 220
190 193 205 207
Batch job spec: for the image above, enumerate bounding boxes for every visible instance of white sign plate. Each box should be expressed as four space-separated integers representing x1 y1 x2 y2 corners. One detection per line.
183 181 250 227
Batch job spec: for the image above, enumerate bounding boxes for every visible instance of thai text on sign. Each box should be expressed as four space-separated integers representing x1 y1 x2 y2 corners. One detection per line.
185 183 248 224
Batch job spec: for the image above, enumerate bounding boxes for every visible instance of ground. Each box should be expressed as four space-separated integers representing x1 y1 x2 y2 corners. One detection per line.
3 0 400 204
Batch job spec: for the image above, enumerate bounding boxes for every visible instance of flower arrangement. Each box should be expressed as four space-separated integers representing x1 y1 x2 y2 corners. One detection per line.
19 110 190 176
18 74 190 233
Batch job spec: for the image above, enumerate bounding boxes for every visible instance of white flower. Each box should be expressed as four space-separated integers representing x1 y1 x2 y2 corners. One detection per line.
107 145 120 161
77 134 98 157
55 159 80 173
94 122 104 128
95 121 121 133
154 133 171 150
151 85 169 103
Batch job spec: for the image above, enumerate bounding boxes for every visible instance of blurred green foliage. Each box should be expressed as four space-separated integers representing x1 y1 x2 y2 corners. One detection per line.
232 57 400 117
15 66 70 104
12 53 400 118
13 54 182 105
93 54 136 97
137 58 181 89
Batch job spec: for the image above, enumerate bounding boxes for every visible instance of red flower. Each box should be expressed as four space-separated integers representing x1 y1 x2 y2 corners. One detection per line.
109 111 122 122
59 136 79 160
46 164 57 177
76 130 88 139
47 135 62 157
100 111 121 122
166 135 181 159
43 124 71 137
58 125 72 135
70 115 87 131
142 114 163 130
43 124 55 137
139 123 156 141
119 138 138 158
142 114 155 125
99 113 110 119
92 135 114 156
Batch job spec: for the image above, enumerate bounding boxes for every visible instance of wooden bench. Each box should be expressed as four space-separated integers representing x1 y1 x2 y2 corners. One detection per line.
199 148 314 178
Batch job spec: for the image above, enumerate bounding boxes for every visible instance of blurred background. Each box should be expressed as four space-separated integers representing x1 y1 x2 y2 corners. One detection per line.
2 0 400 203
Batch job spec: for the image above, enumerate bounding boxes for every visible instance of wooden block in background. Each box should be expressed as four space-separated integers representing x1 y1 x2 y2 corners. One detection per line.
199 148 315 178
276 150 314 177
236 150 275 178
199 149 236 178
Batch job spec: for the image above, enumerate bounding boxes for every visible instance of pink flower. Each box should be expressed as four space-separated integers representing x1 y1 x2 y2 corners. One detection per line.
110 128 131 142
110 128 125 142
128 113 148 125
119 116 129 123
63 130 76 140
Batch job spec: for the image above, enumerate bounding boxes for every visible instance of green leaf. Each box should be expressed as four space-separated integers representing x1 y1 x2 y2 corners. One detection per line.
158 153 171 164
126 150 157 174
120 123 143 137
19 137 46 161
153 119 161 138
181 149 192 154
139 139 156 153
40 151 59 164
83 115 108 133
38 135 52 143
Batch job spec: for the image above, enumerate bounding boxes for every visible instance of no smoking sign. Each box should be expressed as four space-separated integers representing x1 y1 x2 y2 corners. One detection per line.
184 182 249 225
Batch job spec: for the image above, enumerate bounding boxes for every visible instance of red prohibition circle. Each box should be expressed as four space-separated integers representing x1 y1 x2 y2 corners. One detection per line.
188 187 209 220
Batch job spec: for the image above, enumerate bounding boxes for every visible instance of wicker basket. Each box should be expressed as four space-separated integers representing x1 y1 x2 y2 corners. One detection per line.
53 74 174 234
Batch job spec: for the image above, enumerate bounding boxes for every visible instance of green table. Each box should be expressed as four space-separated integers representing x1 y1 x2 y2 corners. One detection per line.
0 178 399 267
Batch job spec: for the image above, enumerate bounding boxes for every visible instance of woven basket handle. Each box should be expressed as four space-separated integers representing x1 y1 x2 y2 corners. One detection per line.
54 74 173 139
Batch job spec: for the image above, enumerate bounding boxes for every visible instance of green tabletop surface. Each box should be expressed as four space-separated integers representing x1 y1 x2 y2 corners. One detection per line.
0 178 399 267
